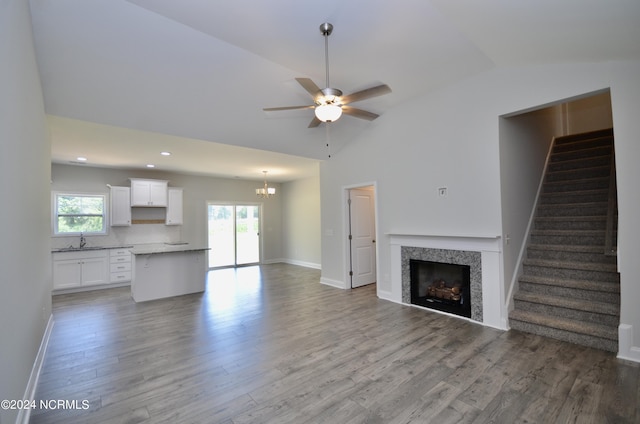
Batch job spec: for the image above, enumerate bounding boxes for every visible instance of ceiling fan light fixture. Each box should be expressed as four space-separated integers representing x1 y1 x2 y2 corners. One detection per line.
315 104 342 122
262 22 390 128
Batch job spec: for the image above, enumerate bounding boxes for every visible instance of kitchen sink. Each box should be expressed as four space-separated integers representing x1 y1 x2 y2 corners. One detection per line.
55 246 106 252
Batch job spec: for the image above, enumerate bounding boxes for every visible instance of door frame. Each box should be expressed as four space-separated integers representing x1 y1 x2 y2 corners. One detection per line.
343 182 379 289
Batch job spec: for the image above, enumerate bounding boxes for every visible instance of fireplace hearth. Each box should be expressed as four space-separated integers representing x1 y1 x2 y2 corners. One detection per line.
410 259 471 318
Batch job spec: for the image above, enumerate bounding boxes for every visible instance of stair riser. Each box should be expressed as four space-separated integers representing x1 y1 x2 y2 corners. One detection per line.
534 219 606 231
513 299 619 327
509 319 617 352
519 281 619 303
550 147 612 163
530 233 605 246
553 138 613 153
536 205 608 217
531 234 605 247
545 167 611 183
548 157 610 172
543 179 610 193
522 264 619 282
539 192 609 205
555 131 613 145
526 249 616 264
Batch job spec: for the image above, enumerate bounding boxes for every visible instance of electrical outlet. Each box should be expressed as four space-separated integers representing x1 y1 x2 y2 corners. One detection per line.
438 187 447 197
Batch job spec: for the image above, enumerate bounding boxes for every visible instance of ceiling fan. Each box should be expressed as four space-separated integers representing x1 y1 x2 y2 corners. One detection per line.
263 23 391 128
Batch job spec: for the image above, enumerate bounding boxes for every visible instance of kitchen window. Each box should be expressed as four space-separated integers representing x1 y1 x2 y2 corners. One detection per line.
53 192 107 235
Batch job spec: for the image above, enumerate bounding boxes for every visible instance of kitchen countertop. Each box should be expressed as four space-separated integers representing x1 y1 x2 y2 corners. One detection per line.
51 245 133 253
129 243 210 255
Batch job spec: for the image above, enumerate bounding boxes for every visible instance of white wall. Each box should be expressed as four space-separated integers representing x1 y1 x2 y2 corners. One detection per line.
499 106 561 309
320 60 640 361
51 164 285 264
566 91 614 134
609 61 640 361
281 175 321 268
0 1 52 423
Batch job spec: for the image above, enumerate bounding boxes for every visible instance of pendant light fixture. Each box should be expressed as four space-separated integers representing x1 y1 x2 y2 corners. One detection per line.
256 171 276 198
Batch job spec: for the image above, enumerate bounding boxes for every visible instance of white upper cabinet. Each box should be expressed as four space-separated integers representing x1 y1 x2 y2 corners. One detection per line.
129 179 168 207
110 186 131 226
166 187 183 225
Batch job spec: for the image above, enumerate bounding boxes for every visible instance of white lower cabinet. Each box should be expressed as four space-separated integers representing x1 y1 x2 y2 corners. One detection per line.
109 248 132 283
52 250 109 290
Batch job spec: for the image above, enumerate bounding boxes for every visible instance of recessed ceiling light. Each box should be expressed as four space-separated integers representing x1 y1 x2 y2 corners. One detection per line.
160 151 171 156
76 157 87 161
146 164 155 168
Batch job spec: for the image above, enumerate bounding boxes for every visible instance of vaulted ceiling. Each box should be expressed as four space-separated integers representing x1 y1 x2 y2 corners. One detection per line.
29 0 640 181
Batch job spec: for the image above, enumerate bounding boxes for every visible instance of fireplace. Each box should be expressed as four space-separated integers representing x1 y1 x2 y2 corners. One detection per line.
400 245 483 322
410 259 471 318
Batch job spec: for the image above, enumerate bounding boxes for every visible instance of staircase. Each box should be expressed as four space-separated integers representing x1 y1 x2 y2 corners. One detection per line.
509 128 620 352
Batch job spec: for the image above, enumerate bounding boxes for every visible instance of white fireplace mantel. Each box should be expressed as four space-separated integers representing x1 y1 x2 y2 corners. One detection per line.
385 233 507 330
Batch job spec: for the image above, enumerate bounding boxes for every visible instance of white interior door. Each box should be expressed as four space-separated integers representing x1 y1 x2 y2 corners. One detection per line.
349 188 376 288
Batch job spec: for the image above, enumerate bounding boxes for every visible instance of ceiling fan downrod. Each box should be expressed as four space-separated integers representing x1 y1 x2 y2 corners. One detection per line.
320 23 333 89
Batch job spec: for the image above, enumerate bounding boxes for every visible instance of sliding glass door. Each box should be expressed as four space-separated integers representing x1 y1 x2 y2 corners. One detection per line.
207 204 260 268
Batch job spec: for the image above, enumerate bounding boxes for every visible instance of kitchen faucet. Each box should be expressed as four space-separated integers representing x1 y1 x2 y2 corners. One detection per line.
80 232 86 249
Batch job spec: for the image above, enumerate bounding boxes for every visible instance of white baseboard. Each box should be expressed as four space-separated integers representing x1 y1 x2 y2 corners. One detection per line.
376 289 396 302
17 314 54 424
262 258 284 265
280 259 321 270
320 277 347 289
618 324 640 363
262 258 321 270
53 281 130 295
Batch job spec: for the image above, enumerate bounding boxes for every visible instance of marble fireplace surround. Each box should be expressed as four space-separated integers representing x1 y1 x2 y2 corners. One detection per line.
403 246 482 321
388 234 507 330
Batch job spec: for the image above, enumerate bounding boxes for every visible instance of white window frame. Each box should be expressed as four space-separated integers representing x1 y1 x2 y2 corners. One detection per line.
52 191 108 236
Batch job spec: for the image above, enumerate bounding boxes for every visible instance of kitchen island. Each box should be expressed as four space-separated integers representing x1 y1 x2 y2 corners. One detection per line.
130 244 210 302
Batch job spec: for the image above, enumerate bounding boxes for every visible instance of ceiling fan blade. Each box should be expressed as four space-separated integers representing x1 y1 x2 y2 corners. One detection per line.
308 116 322 128
342 106 379 121
296 78 322 99
341 84 391 105
263 105 315 112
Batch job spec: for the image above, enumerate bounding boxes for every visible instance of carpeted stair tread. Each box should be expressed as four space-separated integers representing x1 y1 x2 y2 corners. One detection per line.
536 201 608 210
545 165 610 179
535 216 606 224
523 258 617 273
550 146 613 163
547 156 611 172
513 291 619 316
530 228 605 235
542 177 610 193
527 243 610 254
533 218 607 232
509 309 617 341
519 274 619 293
554 129 613 144
553 129 613 144
526 245 617 265
529 229 605 241
540 188 608 199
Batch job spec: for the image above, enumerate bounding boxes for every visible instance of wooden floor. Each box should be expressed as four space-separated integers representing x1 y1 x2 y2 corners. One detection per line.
31 264 639 424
